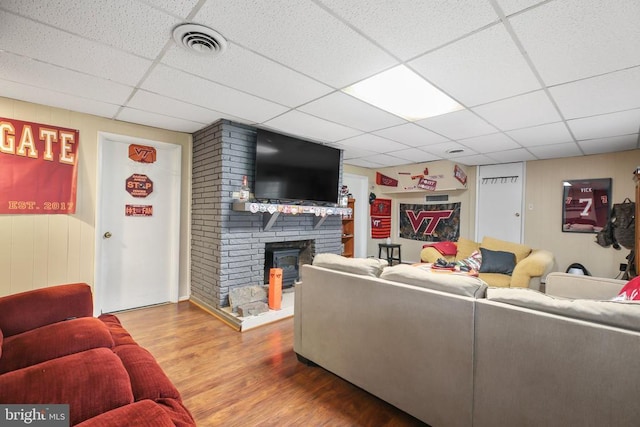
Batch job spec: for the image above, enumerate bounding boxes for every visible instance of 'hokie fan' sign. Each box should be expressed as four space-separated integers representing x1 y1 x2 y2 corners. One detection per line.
0 118 79 214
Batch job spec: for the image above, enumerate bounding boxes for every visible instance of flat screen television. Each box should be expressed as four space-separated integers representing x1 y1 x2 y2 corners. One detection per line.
254 129 341 204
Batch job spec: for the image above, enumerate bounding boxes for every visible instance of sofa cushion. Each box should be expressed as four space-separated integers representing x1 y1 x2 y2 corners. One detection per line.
487 287 640 332
480 236 531 264
0 348 134 426
478 273 512 288
312 253 388 277
0 283 93 337
455 237 480 261
380 264 487 298
114 345 181 401
99 313 138 346
74 399 176 427
479 248 516 275
0 327 3 358
0 317 115 374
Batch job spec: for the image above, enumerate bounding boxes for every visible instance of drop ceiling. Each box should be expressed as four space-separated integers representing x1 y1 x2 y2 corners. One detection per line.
0 0 639 167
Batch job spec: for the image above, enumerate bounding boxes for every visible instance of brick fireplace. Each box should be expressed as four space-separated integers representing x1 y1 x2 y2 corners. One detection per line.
190 120 343 321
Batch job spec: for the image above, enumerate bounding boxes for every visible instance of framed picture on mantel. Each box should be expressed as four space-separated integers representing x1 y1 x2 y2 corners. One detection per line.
562 178 611 233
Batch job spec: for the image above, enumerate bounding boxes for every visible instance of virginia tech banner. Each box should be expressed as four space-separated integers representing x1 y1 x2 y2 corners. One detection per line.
0 118 79 214
399 203 461 242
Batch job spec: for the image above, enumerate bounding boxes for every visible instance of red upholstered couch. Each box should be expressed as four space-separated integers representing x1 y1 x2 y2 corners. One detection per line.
0 283 195 426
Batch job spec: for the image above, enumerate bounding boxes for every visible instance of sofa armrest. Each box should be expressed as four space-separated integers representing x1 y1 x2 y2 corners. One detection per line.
0 283 93 337
420 247 455 263
544 272 626 300
510 249 555 288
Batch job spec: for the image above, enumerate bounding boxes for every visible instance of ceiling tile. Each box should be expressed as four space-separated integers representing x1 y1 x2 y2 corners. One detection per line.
161 44 333 108
143 0 200 18
568 109 640 141
386 148 441 163
578 135 639 155
506 122 573 146
459 132 521 153
509 0 640 85
494 0 546 16
472 90 561 131
116 107 207 133
262 110 362 142
410 24 540 106
142 65 288 123
317 0 498 60
0 11 152 86
454 154 497 166
0 79 120 119
194 0 396 88
416 109 498 140
1 0 178 58
329 144 378 160
359 153 411 167
298 92 405 132
0 52 133 104
344 158 385 168
527 142 583 159
127 90 244 124
373 123 449 146
485 148 537 163
338 134 410 153
550 67 640 119
422 141 478 158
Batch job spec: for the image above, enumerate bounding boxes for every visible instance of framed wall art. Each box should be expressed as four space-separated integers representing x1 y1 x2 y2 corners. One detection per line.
562 178 611 233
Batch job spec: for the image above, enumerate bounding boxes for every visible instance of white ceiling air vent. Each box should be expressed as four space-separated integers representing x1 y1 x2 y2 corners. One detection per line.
172 23 228 55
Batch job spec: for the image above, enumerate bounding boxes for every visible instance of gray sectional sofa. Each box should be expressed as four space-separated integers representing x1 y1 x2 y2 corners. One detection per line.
294 254 640 427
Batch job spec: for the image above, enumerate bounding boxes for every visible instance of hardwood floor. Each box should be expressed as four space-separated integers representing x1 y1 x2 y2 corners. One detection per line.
115 301 428 427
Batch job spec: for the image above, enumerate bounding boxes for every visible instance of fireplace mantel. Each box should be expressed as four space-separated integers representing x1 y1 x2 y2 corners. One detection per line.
232 201 352 231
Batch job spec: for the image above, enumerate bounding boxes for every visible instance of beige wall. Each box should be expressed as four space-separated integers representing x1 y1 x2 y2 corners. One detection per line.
347 150 639 279
0 98 192 298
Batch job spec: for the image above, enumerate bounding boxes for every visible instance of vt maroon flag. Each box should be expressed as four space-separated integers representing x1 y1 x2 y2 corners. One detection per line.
399 203 461 242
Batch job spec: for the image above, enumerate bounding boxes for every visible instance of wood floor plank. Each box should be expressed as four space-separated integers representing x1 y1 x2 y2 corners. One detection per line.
115 301 428 427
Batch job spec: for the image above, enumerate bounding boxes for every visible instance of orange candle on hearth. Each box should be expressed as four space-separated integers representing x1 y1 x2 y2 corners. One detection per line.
269 268 282 310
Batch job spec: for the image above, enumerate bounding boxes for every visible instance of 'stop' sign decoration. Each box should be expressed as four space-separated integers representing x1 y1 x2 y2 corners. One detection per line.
0 117 79 214
126 174 153 198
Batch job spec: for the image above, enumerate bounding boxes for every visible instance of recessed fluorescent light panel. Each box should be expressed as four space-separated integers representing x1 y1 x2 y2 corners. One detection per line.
343 65 463 121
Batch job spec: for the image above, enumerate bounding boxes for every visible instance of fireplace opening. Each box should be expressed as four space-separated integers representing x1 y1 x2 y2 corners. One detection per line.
264 240 314 288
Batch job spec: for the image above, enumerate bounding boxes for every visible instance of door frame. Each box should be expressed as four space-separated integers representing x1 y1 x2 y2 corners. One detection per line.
94 132 181 315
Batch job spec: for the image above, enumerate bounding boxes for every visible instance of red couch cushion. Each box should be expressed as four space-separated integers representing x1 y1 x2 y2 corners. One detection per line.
113 345 180 401
0 283 93 337
155 398 197 427
74 399 176 427
0 317 114 374
0 348 134 426
99 314 138 346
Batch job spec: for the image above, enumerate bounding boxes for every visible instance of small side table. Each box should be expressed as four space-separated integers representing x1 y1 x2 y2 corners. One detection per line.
378 243 402 266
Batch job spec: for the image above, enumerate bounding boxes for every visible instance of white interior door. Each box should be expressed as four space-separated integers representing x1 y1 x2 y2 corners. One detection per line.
476 162 524 243
95 133 181 314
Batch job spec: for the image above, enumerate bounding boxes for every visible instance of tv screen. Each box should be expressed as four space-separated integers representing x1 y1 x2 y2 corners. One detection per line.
254 129 341 204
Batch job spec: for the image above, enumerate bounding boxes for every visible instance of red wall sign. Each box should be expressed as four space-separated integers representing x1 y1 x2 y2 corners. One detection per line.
0 117 79 214
128 144 156 163
125 204 153 217
125 174 153 198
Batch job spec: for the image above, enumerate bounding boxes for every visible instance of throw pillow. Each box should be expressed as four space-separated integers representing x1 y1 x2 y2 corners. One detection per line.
480 236 531 264
479 248 516 275
612 276 640 301
457 250 482 271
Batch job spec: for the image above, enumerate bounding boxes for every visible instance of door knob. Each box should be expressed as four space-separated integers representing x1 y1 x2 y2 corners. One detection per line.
104 231 112 239
515 213 520 217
